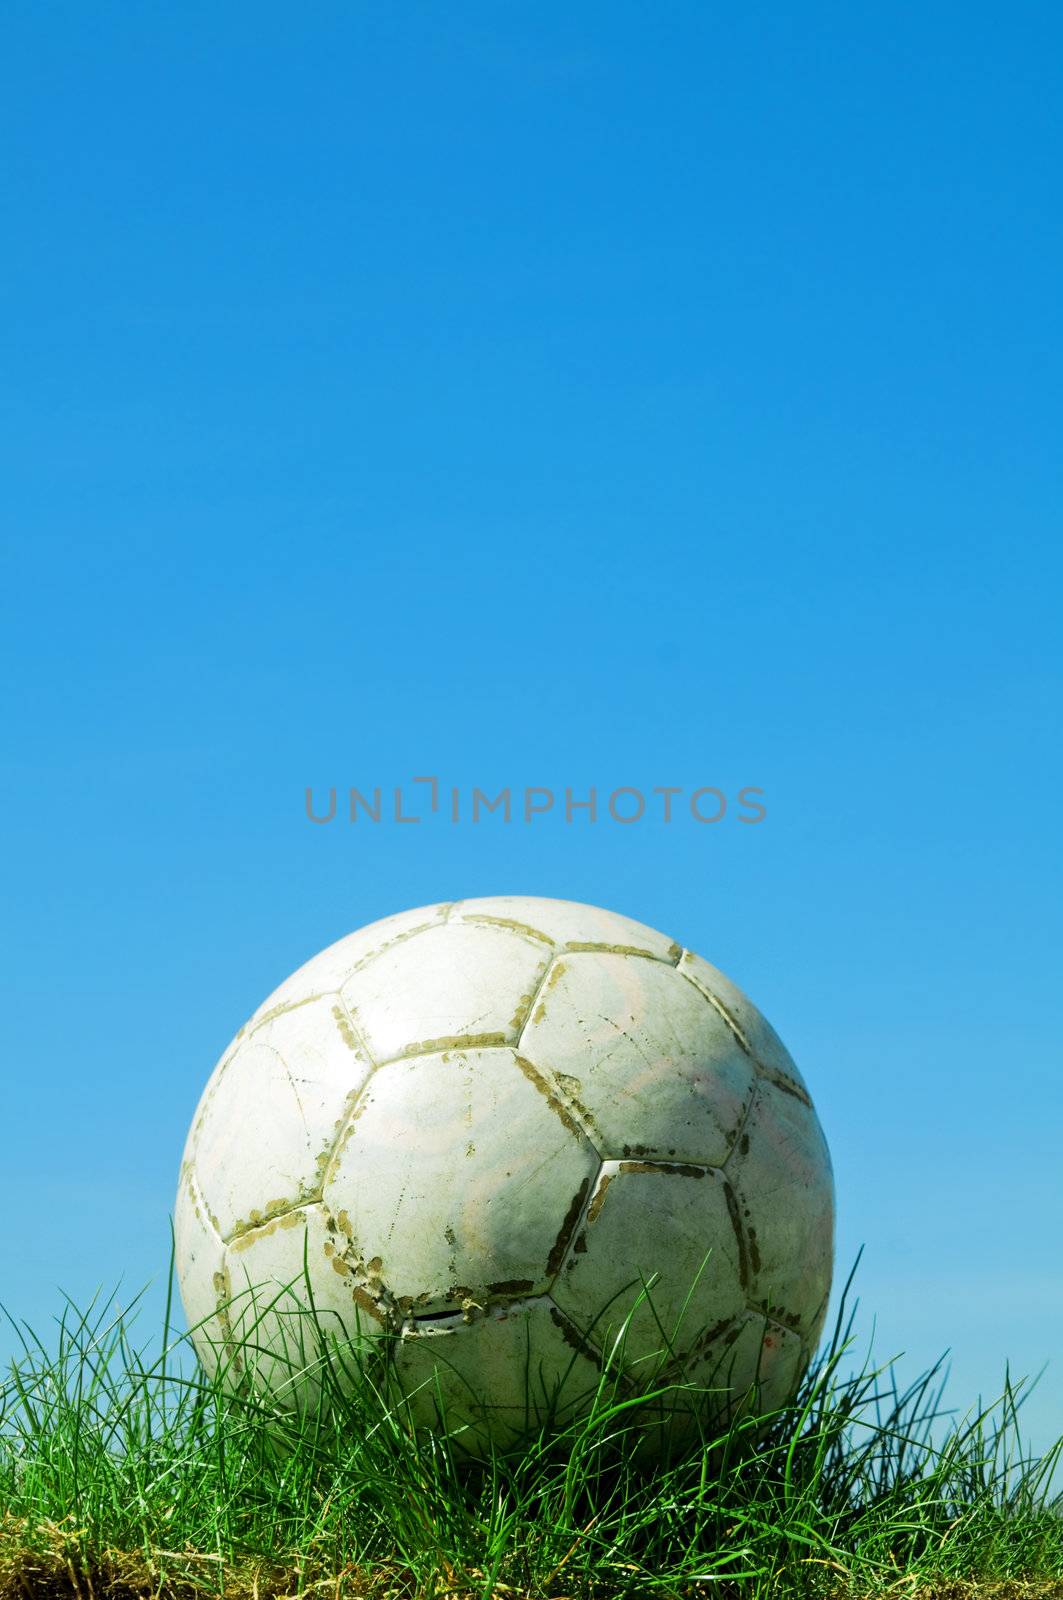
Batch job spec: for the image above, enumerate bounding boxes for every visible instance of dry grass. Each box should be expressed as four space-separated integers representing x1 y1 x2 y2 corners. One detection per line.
3 1519 1061 1600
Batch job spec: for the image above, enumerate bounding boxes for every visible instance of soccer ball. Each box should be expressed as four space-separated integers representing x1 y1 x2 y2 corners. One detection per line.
175 897 834 1450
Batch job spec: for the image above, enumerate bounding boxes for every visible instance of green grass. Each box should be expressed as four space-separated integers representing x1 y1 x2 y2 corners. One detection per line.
1 1255 1060 1600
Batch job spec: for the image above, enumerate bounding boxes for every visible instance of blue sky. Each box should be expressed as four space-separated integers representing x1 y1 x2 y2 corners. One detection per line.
2 2 1061 1453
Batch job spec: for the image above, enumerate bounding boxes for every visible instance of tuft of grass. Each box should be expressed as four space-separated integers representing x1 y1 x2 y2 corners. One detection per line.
0 1254 1060 1600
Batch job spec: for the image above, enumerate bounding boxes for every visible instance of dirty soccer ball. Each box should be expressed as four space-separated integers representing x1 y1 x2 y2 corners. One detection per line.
175 897 834 1450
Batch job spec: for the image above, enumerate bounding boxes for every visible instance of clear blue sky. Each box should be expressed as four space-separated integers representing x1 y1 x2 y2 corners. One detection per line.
2 2 1061 1455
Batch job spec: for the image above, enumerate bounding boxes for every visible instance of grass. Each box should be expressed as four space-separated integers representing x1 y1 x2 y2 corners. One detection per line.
0 1253 1060 1600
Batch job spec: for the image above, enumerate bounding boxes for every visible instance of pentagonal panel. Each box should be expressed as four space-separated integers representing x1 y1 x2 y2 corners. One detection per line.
725 1081 834 1338
679 951 808 1095
720 1311 806 1416
453 896 680 961
246 902 452 1028
324 1047 599 1314
174 1167 228 1377
520 953 756 1164
194 996 372 1239
385 1296 602 1453
224 1202 386 1410
340 923 550 1061
552 1161 746 1370
674 1309 806 1421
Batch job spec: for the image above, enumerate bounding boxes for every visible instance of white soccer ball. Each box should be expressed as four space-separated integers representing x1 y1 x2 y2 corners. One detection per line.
175 897 834 1450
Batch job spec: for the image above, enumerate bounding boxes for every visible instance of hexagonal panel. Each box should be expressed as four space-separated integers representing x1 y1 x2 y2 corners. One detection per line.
725 1080 834 1338
678 951 808 1095
339 922 550 1062
324 1047 599 1314
246 902 452 1028
552 1160 746 1372
453 895 680 961
384 1296 603 1454
224 1202 385 1409
520 952 756 1164
193 995 372 1240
